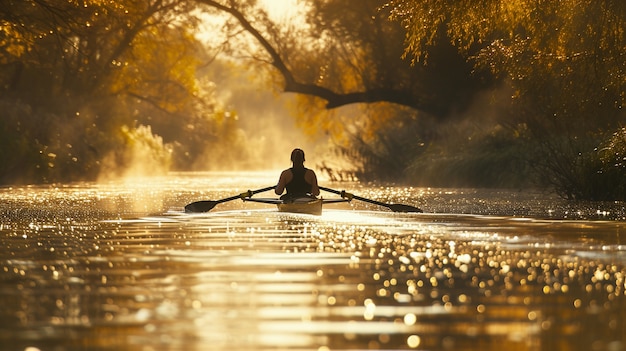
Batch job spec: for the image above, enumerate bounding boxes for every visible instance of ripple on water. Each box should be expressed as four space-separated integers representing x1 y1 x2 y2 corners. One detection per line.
0 177 625 350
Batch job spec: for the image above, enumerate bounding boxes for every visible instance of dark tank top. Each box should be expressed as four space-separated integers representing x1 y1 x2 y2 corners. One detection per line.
285 167 312 197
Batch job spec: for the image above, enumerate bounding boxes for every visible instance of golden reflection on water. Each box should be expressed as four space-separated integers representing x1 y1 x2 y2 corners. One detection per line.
0 173 625 351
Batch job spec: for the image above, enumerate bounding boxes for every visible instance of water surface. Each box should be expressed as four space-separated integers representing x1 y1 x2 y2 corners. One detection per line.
1 172 625 351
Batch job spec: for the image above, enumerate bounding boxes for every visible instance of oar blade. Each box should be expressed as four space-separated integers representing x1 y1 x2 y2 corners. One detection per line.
185 200 218 213
388 203 423 213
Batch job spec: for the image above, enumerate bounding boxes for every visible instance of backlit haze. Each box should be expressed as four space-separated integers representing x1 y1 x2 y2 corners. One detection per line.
260 0 306 21
187 0 330 179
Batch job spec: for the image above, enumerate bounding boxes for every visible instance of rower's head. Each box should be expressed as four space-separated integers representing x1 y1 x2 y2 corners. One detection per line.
290 148 305 166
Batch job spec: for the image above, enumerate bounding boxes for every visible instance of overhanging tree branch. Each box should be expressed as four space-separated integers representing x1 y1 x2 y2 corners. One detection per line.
195 0 443 115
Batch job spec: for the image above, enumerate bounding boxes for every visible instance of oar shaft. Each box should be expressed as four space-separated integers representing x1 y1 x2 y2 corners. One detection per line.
216 185 276 204
319 186 422 212
185 185 277 212
319 186 387 208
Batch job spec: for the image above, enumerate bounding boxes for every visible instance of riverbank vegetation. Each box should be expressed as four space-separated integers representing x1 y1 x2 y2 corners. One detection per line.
1 0 626 201
1 1 224 182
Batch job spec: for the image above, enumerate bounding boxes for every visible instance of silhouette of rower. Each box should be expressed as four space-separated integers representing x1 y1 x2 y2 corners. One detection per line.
275 148 320 200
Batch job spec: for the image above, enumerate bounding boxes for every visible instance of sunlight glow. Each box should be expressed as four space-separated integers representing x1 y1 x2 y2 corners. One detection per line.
259 0 307 22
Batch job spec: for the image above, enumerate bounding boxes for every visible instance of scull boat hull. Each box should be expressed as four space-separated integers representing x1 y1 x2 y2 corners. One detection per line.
277 198 323 215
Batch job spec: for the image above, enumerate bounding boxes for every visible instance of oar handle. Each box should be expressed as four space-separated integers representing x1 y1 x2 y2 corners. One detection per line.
217 185 276 203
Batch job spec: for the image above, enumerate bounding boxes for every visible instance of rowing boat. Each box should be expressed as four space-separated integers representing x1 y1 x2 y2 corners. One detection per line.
184 186 422 214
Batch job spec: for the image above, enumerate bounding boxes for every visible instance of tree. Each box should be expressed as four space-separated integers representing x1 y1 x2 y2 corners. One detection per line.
193 0 497 182
0 0 247 183
388 0 626 197
387 0 626 131
194 0 486 117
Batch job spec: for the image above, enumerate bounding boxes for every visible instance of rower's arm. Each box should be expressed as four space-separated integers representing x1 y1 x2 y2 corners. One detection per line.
275 170 288 195
308 170 320 196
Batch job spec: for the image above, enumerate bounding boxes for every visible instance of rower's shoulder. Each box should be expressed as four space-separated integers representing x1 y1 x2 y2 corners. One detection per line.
305 168 318 179
279 168 293 180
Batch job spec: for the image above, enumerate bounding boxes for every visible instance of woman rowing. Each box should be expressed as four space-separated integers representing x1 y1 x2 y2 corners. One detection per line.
275 148 320 201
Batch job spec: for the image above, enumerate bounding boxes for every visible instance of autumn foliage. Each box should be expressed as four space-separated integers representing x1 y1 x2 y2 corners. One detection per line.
2 0 626 200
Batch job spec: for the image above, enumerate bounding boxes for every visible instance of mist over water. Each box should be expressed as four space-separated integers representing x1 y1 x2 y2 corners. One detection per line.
0 172 625 351
193 62 332 173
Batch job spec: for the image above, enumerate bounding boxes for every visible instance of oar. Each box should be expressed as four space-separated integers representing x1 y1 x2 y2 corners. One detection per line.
319 186 422 213
185 186 276 213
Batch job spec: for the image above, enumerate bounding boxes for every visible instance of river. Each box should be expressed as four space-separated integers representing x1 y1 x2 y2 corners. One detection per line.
0 172 625 351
